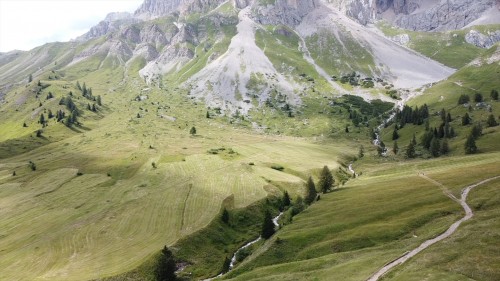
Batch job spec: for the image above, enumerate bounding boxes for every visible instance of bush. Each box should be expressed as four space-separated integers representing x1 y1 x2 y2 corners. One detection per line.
271 165 284 171
458 94 470 105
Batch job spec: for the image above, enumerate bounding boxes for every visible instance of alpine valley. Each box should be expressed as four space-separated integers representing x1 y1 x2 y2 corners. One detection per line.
0 0 499 281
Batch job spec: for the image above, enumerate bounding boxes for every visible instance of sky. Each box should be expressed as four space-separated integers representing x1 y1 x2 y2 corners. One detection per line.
0 0 144 52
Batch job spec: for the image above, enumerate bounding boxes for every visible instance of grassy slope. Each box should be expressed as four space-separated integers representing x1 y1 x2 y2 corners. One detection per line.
221 152 500 281
0 65 359 280
306 28 376 76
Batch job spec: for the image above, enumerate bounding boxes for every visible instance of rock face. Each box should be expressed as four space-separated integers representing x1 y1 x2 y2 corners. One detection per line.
134 0 183 19
77 12 139 41
252 0 319 26
392 0 497 31
465 29 500 49
335 0 499 31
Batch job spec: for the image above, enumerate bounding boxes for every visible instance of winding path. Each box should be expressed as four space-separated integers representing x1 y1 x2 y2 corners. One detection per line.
367 175 500 281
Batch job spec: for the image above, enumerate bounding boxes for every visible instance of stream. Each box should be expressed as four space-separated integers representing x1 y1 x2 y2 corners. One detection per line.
202 212 284 280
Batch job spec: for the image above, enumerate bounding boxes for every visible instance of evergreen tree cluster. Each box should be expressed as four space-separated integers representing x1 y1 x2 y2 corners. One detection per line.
60 95 80 127
395 104 429 127
76 81 101 111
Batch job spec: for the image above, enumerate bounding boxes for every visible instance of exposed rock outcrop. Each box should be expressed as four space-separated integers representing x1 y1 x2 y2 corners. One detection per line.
390 33 410 46
252 0 319 27
134 0 183 19
76 12 140 41
465 29 500 49
331 0 499 31
393 0 497 31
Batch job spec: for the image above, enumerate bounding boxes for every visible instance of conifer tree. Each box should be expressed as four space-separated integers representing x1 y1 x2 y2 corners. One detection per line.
358 145 364 158
440 138 449 155
190 126 196 135
462 113 471 125
261 210 275 239
486 114 498 127
282 191 291 207
430 137 440 157
221 208 229 224
393 141 399 155
406 140 416 159
318 166 334 193
464 134 477 154
39 113 45 125
471 123 482 139
304 176 317 205
155 246 176 281
97 95 102 106
392 128 399 140
221 256 231 274
491 89 498 100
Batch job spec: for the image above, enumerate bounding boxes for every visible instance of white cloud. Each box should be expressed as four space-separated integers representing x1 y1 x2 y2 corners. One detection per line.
0 0 143 52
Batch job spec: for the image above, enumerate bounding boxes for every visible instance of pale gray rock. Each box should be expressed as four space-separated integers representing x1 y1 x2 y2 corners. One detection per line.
252 0 319 27
391 33 410 45
465 29 500 48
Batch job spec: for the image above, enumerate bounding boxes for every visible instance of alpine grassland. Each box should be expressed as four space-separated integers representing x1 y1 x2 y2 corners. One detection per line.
0 1 499 280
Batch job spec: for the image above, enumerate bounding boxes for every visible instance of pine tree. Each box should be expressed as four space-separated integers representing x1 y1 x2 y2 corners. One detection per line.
462 113 471 125
458 94 470 105
261 210 275 239
474 93 483 102
358 145 364 158
221 208 229 224
39 113 45 125
486 114 498 127
97 95 102 106
76 81 82 91
190 126 196 135
440 108 446 122
221 256 231 274
471 124 482 139
318 166 334 193
48 109 54 119
450 127 456 138
393 141 399 155
155 246 176 281
345 125 349 133
92 104 97 112
446 112 452 122
491 89 499 101
392 128 399 140
304 176 317 205
206 111 210 118
440 138 449 155
421 130 434 149
28 74 33 83
430 137 440 157
282 191 291 207
464 134 477 154
405 141 416 159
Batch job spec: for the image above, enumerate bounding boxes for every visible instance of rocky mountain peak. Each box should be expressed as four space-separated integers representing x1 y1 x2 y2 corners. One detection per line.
134 0 183 19
333 0 499 31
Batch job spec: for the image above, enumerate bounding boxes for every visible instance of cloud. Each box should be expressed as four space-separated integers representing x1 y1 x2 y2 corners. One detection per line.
0 0 143 52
